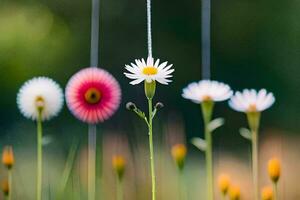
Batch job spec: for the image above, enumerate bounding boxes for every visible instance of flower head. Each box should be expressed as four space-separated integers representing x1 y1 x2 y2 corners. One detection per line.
171 144 187 170
229 185 241 200
17 77 64 121
66 67 121 124
218 174 230 195
2 146 14 169
182 80 232 104
124 57 174 85
229 89 275 113
268 158 281 183
261 186 273 200
112 155 126 180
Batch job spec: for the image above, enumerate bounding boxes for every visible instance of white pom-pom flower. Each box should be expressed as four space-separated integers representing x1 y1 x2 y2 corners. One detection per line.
182 80 233 104
229 89 275 113
124 56 174 85
17 77 64 121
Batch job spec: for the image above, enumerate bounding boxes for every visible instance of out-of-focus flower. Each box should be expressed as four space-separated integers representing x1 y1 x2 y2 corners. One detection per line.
2 146 14 169
66 67 121 124
112 155 126 180
218 174 230 196
268 158 281 183
229 185 241 200
229 89 275 113
17 77 64 121
124 57 174 85
171 144 187 170
1 179 9 196
261 186 273 200
182 80 232 104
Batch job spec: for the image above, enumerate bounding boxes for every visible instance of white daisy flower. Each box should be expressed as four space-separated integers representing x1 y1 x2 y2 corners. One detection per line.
17 77 64 121
182 80 233 104
229 89 275 113
124 56 174 85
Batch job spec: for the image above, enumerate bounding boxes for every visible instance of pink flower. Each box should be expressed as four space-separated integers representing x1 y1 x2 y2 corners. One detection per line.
65 67 121 124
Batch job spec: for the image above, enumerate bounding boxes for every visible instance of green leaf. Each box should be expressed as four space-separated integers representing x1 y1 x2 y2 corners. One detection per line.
239 128 252 140
207 118 225 132
57 140 79 198
191 137 207 151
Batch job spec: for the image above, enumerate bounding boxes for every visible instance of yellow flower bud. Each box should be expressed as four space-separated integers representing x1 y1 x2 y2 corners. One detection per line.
218 174 230 195
229 185 241 200
1 179 9 196
112 155 126 180
171 144 187 170
261 186 273 200
268 158 280 183
2 146 14 169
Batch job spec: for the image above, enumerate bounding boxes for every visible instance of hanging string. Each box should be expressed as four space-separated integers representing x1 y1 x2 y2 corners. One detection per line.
147 0 153 58
90 0 100 67
89 0 100 199
201 0 211 79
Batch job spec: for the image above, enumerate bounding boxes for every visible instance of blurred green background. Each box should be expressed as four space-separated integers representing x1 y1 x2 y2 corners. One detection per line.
0 0 299 199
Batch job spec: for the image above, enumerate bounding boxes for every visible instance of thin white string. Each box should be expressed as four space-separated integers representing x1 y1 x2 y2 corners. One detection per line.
89 0 100 199
90 0 100 67
147 0 153 58
201 0 211 79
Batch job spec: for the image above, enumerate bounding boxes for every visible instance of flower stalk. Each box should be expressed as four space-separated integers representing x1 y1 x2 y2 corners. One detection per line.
88 125 97 200
147 97 156 200
116 176 123 200
37 109 43 200
268 158 280 200
247 112 261 200
7 170 12 200
2 146 14 200
112 155 125 200
126 81 164 200
201 101 214 200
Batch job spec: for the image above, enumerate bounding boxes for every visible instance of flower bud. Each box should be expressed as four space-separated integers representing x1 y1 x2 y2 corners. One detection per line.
1 179 9 196
155 102 164 109
171 144 187 171
112 155 126 180
126 102 136 111
229 185 241 200
2 146 14 169
261 186 273 200
144 81 156 99
268 158 280 183
218 174 230 195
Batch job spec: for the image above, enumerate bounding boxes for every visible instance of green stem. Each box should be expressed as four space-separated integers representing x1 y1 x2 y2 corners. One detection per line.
247 112 260 200
201 102 214 200
251 130 258 200
178 170 187 200
88 125 97 200
148 98 156 200
37 111 43 200
205 125 213 200
273 182 278 200
8 169 12 200
116 177 123 200
221 194 226 200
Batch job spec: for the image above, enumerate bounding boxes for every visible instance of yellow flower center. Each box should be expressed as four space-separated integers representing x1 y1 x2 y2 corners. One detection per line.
84 88 101 104
35 96 45 111
202 95 212 101
247 104 257 112
143 66 158 75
